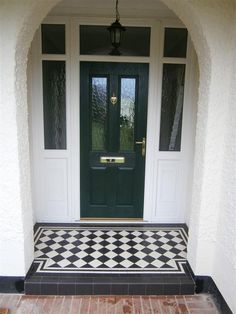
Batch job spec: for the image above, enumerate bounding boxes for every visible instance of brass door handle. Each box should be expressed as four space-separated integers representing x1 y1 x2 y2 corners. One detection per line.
135 137 146 157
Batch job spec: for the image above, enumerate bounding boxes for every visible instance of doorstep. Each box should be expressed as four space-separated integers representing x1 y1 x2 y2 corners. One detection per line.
25 223 195 295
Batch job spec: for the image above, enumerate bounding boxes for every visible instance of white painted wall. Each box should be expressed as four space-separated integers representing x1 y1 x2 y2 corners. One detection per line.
0 0 235 312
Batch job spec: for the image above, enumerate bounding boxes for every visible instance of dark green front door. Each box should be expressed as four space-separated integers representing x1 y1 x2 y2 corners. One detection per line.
80 62 149 218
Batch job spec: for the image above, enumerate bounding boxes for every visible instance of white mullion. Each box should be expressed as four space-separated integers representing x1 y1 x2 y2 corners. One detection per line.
70 18 80 222
41 54 67 61
162 58 187 64
143 20 161 222
79 55 150 63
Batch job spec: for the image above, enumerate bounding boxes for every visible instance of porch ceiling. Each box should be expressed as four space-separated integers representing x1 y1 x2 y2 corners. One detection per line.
50 0 177 19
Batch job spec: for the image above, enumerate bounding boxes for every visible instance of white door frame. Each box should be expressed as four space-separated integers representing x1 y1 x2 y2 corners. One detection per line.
29 15 197 223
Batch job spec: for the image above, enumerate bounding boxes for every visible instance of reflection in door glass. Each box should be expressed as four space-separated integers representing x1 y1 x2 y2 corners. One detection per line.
159 64 186 151
91 77 107 150
120 78 136 151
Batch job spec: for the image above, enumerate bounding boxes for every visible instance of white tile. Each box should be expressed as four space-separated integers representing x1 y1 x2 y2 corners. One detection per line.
106 236 116 243
120 251 132 259
120 244 130 251
93 244 103 251
145 231 155 237
134 251 146 259
36 243 47 250
158 237 169 244
89 259 103 268
119 230 129 237
106 243 116 251
53 236 64 243
119 237 130 244
93 237 103 243
80 236 90 243
90 251 103 259
46 250 58 258
57 259 71 267
50 243 61 250
68 230 79 236
146 243 158 251
57 230 67 236
73 259 87 268
163 251 176 259
134 259 149 268
104 259 118 268
75 250 87 258
94 230 104 237
133 237 143 244
40 236 51 243
161 244 172 251
175 244 186 251
105 251 117 259
64 243 76 250
119 260 133 268
133 244 145 251
149 251 161 259
150 259 165 268
61 251 73 258
172 236 183 243
67 236 77 243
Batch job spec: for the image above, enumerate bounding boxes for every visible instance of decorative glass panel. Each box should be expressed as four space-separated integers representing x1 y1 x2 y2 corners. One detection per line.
120 78 136 151
80 25 150 56
91 77 107 150
43 61 66 149
42 24 65 54
164 28 188 58
159 64 186 151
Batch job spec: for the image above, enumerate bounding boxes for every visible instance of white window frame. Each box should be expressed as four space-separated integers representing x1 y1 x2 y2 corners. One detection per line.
29 15 197 223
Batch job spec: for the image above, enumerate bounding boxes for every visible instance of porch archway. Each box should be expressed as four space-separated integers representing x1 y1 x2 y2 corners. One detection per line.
15 0 210 274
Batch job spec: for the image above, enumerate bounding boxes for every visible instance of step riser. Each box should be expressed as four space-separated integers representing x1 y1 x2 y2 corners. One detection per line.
25 282 195 295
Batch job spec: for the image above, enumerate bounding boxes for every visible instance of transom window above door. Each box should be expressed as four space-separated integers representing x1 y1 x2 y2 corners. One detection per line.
80 25 151 56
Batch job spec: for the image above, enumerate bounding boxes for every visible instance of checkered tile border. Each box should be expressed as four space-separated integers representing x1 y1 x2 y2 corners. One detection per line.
34 226 188 274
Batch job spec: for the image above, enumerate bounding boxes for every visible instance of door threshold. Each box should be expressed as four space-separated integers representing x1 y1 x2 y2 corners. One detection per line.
80 218 144 221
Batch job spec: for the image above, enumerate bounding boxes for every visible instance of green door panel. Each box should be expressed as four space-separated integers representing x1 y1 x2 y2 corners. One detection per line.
80 62 149 218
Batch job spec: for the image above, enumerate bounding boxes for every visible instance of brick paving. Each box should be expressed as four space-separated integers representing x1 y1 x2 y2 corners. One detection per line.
0 293 219 313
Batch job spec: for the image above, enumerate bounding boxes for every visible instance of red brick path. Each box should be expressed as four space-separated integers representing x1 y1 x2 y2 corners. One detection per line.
0 294 219 313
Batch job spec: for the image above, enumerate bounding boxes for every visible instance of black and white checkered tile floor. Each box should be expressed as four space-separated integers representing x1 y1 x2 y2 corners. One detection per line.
34 225 188 274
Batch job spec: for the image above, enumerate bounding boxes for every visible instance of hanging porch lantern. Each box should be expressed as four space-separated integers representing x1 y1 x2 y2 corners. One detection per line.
107 0 126 55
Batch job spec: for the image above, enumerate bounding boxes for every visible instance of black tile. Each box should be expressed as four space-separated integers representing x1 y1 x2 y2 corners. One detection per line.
93 283 111 295
163 283 180 295
128 284 146 295
145 284 164 295
111 284 129 295
180 283 195 295
76 283 93 295
41 282 58 295
58 283 76 295
41 276 59 282
25 282 41 295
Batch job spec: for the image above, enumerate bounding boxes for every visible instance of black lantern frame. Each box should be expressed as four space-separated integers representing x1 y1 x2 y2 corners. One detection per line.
107 0 126 55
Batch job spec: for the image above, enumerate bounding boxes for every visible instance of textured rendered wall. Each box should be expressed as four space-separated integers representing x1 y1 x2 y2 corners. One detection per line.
0 0 59 276
163 1 236 312
165 0 236 313
0 0 235 312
